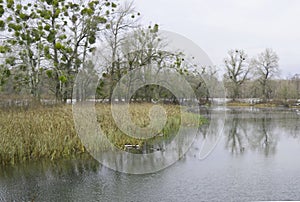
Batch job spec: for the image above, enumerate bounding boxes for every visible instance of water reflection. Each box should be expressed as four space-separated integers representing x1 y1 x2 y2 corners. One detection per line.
222 108 300 157
0 157 100 201
93 127 195 174
225 113 245 155
250 114 277 156
1 108 300 201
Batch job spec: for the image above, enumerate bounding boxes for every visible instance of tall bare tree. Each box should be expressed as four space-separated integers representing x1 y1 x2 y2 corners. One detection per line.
102 1 139 101
224 49 250 100
251 48 279 100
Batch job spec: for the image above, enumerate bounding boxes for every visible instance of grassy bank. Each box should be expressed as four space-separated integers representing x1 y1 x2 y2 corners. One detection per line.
226 102 279 108
0 104 205 165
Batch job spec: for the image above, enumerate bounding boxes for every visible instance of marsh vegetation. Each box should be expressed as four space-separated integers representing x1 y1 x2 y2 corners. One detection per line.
0 103 205 165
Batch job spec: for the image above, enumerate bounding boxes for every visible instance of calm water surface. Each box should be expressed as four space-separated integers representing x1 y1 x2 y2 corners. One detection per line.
1 107 300 201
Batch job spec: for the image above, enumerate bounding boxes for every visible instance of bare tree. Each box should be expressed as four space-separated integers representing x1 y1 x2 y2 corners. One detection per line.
224 49 250 100
251 48 279 100
103 1 139 101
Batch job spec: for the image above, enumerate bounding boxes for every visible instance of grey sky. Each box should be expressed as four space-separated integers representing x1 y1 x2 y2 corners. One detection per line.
134 0 300 77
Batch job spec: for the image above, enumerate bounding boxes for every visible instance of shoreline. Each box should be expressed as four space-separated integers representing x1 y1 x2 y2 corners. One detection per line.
224 101 300 108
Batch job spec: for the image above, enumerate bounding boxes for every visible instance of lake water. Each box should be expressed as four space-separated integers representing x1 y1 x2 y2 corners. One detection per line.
1 107 300 201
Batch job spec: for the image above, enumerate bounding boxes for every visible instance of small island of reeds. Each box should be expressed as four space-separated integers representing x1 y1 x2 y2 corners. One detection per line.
0 103 206 165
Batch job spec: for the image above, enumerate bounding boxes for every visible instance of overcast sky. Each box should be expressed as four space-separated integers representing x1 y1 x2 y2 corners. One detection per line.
134 0 300 77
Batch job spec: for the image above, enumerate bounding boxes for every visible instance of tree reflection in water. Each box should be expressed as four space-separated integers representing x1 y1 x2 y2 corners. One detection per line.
225 113 245 155
249 114 277 156
225 109 278 156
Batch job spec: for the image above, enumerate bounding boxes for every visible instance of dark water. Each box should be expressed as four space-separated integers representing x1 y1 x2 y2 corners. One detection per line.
1 107 300 201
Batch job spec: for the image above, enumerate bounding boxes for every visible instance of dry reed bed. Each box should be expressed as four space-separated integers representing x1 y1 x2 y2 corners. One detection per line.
0 106 83 165
0 104 204 165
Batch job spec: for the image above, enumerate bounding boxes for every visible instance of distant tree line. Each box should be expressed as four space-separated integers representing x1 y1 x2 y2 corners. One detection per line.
0 0 299 104
223 49 300 102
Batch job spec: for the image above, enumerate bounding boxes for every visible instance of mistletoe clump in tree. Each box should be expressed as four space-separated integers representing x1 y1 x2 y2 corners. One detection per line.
0 0 117 102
